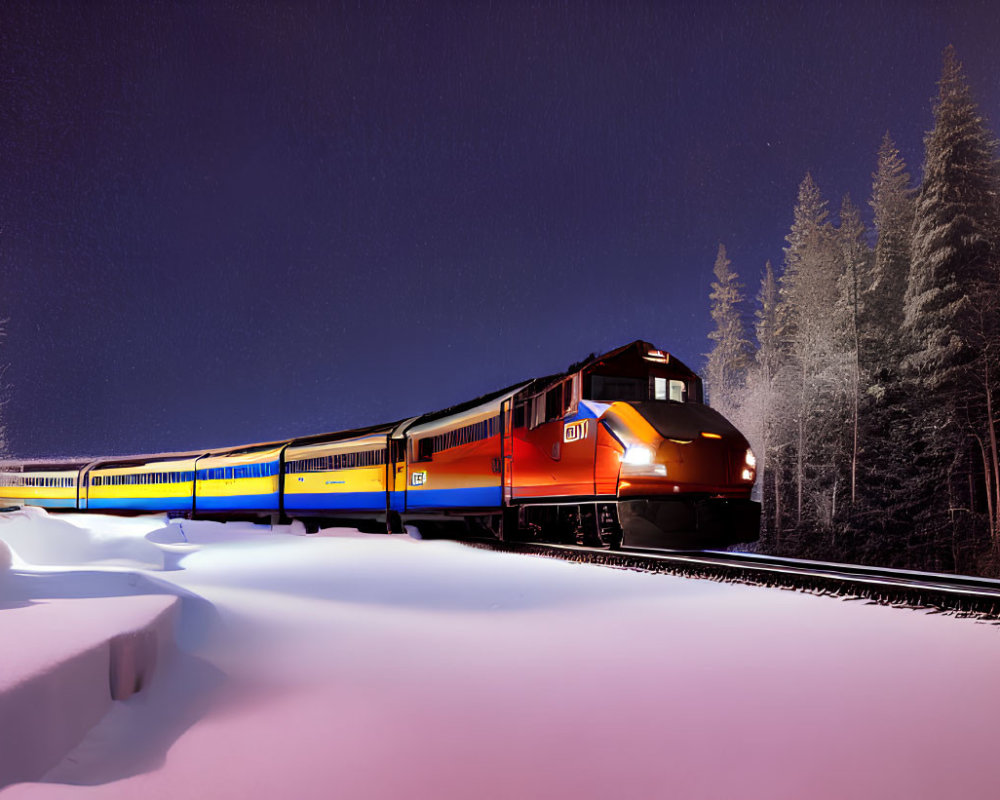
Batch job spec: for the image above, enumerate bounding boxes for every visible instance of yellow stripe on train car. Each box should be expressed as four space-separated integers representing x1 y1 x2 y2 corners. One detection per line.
196 475 279 498
284 465 385 495
88 483 193 500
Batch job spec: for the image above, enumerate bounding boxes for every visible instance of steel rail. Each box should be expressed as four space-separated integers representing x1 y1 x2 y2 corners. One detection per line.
462 539 1000 621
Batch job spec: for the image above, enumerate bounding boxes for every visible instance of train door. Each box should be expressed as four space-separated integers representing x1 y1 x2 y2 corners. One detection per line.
388 417 418 521
500 398 514 505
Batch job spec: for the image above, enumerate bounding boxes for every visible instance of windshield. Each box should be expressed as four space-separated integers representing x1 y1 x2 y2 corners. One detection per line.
588 375 689 403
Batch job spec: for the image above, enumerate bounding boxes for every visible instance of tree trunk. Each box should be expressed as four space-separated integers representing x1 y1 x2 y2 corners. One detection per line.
774 453 782 547
798 363 805 528
851 251 860 505
984 356 1000 543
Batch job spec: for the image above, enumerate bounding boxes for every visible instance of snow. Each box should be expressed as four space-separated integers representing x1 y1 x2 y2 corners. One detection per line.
1 509 999 799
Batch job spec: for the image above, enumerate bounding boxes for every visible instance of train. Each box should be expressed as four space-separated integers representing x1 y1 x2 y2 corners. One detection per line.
0 341 760 549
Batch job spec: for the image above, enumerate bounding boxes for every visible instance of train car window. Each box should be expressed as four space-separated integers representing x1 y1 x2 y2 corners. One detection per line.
529 395 545 429
589 375 647 401
513 402 526 429
545 384 563 422
416 438 433 462
669 380 687 402
391 439 406 463
654 377 667 400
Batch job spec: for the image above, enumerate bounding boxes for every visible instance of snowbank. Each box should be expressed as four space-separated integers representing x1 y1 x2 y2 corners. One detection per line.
0 595 177 787
0 508 169 568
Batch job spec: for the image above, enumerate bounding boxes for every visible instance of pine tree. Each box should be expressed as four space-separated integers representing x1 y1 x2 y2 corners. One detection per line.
835 195 873 506
748 261 785 544
779 174 847 535
705 243 751 422
903 45 1000 568
867 132 915 378
905 46 999 389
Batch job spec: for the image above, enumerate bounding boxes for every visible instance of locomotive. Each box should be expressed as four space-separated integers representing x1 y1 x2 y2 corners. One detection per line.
0 341 760 549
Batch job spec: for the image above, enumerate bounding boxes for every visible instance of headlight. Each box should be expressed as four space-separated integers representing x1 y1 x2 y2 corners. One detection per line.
745 449 756 468
622 444 654 465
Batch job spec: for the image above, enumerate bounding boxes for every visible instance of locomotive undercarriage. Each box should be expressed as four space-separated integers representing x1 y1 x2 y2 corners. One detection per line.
497 502 624 549
496 495 760 549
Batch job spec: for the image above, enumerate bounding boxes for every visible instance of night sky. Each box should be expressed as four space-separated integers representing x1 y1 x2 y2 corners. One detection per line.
3 0 998 458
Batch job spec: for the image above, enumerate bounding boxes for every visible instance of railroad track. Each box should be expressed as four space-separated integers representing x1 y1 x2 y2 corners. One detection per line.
463 539 1000 621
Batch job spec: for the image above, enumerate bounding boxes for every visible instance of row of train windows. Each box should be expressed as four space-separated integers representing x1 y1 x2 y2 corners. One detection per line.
93 472 194 486
198 462 279 481
286 449 386 474
417 415 500 461
0 475 74 488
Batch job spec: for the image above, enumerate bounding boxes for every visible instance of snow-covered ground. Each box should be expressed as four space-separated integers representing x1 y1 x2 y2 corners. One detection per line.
1 508 998 799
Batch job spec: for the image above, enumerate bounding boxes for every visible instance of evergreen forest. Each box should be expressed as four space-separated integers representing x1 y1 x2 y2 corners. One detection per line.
705 47 1000 577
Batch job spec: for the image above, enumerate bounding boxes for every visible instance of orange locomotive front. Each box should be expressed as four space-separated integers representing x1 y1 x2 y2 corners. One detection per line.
497 341 760 548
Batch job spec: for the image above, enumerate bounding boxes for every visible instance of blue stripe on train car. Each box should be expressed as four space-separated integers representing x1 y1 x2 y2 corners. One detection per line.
88 496 193 512
20 497 78 509
389 490 404 512
405 486 501 510
195 493 279 511
284 491 385 512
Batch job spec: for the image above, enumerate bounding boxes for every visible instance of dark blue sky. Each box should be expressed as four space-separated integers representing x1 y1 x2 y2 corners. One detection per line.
3 0 998 457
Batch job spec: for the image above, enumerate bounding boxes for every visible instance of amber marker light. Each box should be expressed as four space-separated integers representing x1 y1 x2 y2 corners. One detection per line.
700 432 722 439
